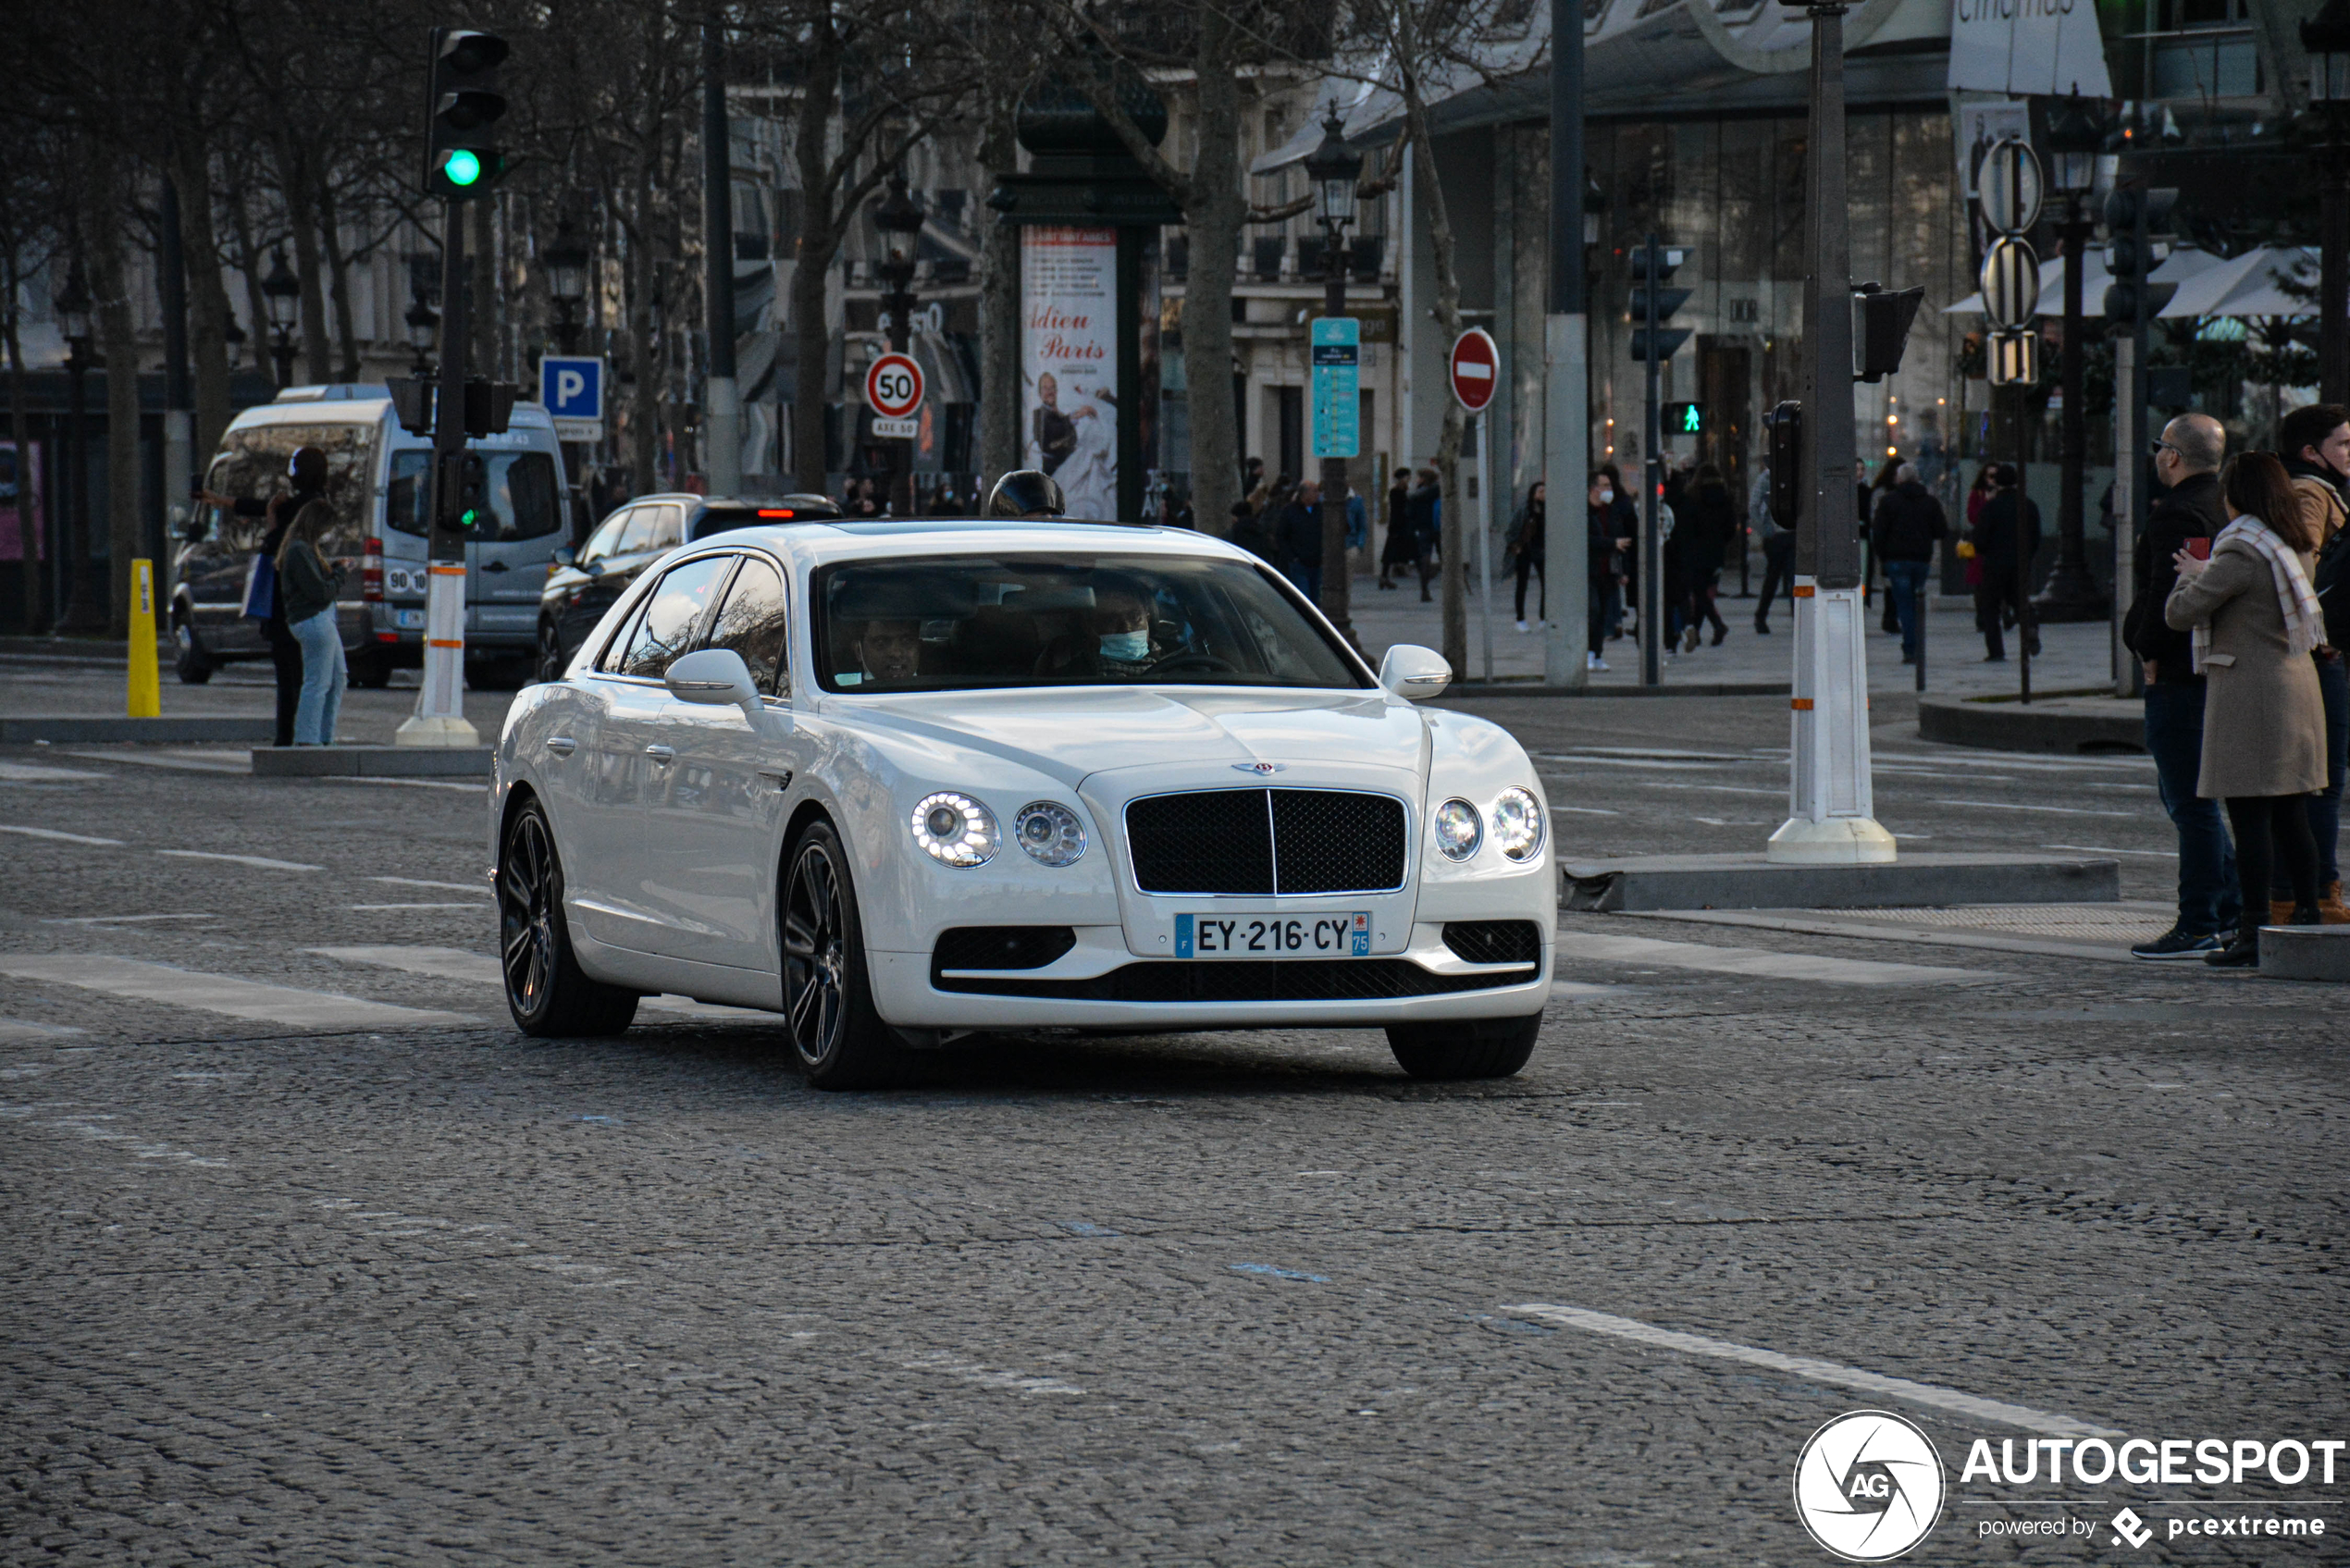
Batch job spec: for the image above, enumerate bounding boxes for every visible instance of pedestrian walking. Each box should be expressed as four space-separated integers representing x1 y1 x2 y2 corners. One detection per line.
2278 401 2350 921
1969 463 2040 661
1598 463 1638 641
1869 463 1947 665
2124 414 2239 957
1229 498 1273 564
1867 458 1903 634
1505 482 1547 630
1378 467 1415 590
1278 480 1324 600
1586 475 1629 672
199 443 328 747
276 500 346 747
1676 464 1735 650
1406 467 1441 602
1753 464 1794 635
2164 451 2330 967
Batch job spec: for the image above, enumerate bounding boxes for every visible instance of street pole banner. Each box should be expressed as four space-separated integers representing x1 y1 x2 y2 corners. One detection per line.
1947 0 2112 98
1311 316 1361 460
1022 227 1119 520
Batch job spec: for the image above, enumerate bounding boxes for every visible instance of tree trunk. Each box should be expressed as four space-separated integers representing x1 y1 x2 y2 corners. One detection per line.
317 176 361 381
169 141 234 458
1404 72 1468 674
978 99 1021 486
278 141 333 384
227 180 278 389
87 154 144 638
1181 9 1244 538
789 27 844 496
5 244 39 633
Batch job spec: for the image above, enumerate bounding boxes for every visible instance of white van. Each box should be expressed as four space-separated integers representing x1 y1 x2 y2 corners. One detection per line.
171 385 571 687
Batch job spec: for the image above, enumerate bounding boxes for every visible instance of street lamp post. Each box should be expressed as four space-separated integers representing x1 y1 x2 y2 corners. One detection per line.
543 219 590 356
54 254 105 634
872 171 923 516
1305 108 1363 647
2306 0 2350 404
1767 0 1895 865
261 249 301 389
2035 92 2106 621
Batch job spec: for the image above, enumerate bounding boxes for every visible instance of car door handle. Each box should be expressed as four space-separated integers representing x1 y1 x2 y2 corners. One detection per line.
757 767 793 790
546 735 576 757
644 745 675 763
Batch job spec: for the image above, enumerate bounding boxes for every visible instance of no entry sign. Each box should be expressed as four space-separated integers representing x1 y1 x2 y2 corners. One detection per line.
865 352 925 421
1449 328 1498 414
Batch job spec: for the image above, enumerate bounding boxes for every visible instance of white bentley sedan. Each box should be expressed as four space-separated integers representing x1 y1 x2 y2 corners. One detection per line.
490 520 1555 1088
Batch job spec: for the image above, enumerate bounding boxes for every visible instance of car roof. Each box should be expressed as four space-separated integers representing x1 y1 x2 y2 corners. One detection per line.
676 519 1255 568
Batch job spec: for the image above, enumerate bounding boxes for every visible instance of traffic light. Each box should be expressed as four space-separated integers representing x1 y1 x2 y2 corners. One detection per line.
438 449 488 532
463 379 519 438
1851 282 1925 382
1765 401 1802 533
423 28 509 202
1664 401 1706 437
2101 185 2180 326
1628 244 1691 362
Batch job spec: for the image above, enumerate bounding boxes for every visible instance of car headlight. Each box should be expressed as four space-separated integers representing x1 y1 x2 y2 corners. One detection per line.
910 791 998 868
1012 800 1087 867
1433 797 1482 861
1492 786 1546 861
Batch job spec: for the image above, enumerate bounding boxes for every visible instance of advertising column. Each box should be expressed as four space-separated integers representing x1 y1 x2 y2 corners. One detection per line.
1021 227 1119 519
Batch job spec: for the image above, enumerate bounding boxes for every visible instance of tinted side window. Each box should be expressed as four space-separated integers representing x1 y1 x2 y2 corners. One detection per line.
476 452 562 542
704 556 790 696
580 509 633 567
646 505 684 551
615 507 660 556
388 451 431 537
615 555 735 678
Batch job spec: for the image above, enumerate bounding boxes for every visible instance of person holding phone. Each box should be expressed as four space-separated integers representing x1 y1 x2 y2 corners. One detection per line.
2121 413 2237 959
199 446 328 747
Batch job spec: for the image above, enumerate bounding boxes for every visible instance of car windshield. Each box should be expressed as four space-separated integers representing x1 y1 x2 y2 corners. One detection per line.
812 553 1368 694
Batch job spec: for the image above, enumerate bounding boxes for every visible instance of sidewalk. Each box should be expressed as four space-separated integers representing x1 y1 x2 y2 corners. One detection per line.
1343 570 2120 698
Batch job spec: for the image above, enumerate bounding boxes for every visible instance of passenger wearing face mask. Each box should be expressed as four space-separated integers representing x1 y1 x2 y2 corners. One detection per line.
1034 583 1157 680
1586 476 1630 672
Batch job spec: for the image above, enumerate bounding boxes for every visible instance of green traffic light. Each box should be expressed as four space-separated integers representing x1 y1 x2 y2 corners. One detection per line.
1681 406 1701 433
445 149 482 187
460 508 479 527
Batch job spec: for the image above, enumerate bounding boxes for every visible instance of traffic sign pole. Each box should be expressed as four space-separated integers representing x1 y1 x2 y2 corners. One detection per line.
1450 331 1499 685
1642 234 1664 688
1477 414 1493 681
397 176 478 749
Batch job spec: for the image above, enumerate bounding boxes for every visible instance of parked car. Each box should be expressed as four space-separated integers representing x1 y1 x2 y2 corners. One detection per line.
492 519 1554 1089
535 491 839 682
172 386 570 687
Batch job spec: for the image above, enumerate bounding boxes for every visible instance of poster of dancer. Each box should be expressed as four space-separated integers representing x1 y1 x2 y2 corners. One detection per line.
1021 227 1118 520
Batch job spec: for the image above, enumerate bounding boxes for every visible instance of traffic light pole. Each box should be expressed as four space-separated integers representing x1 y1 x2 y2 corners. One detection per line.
395 199 478 748
1541 0 1589 688
1767 0 1893 866
1641 236 1664 687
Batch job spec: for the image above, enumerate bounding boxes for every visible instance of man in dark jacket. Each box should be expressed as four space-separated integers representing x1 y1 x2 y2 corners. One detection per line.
1970 463 2040 661
1278 481 1324 599
1869 463 1947 664
199 444 328 747
1405 468 1441 602
2277 402 2350 920
2121 411 2238 957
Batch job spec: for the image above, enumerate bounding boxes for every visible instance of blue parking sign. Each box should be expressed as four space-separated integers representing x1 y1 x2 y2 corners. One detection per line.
538 355 604 422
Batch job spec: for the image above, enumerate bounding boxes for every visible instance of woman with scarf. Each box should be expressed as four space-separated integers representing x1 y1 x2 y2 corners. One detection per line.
2165 451 2331 966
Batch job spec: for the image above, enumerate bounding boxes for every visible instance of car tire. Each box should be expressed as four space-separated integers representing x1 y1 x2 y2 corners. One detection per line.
1385 1012 1541 1080
499 796 640 1038
781 820 919 1090
347 647 394 688
535 622 567 685
173 617 214 685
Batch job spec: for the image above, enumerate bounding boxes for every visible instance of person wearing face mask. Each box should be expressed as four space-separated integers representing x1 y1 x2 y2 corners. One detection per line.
1586 475 1630 672
1094 588 1155 671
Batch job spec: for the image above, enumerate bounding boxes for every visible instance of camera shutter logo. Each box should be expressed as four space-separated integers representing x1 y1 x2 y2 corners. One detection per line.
1793 1411 1945 1562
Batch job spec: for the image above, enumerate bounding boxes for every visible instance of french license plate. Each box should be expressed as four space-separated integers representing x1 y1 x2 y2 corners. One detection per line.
394 609 427 629
1175 911 1371 958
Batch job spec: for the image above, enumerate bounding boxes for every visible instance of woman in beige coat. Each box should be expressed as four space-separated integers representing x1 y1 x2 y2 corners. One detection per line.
2165 451 2329 966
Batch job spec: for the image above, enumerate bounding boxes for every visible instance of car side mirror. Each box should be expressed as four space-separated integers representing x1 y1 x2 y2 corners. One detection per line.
551 545 576 569
663 647 791 737
1378 643 1452 700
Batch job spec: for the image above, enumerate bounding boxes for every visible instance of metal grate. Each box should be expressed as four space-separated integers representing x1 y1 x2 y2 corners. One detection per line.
932 927 1077 974
934 958 1529 1002
1125 788 1405 896
1441 921 1543 966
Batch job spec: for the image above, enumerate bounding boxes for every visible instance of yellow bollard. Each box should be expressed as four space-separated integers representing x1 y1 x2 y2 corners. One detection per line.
127 558 160 719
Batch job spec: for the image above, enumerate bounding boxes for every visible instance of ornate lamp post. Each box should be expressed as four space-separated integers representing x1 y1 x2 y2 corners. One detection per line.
2035 91 2108 620
543 219 590 356
871 171 924 516
54 253 105 633
260 248 301 388
1304 107 1363 642
2305 0 2350 402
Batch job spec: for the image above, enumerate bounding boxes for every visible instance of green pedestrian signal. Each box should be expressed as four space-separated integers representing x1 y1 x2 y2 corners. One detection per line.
442 149 482 187
1665 401 1706 436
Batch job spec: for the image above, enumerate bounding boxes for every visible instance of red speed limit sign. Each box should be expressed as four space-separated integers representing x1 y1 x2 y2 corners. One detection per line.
865 352 924 420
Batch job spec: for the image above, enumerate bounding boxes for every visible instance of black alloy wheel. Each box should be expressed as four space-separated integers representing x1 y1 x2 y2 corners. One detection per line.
536 621 567 685
498 797 638 1036
781 821 916 1089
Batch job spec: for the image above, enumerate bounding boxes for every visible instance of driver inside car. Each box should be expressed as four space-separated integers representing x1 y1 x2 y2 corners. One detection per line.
854 618 924 686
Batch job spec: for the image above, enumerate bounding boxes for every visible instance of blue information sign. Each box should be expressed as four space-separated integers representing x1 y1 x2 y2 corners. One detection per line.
1310 316 1360 460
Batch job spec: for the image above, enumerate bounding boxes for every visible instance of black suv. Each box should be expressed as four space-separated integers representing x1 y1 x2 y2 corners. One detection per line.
536 492 840 681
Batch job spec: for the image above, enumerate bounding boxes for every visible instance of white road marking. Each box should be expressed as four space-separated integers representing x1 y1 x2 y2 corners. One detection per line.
43 913 219 925
2044 843 2178 858
0 760 110 781
1632 909 2138 965
1552 932 1987 985
368 876 491 894
898 1351 1084 1396
158 849 324 872
310 945 773 1020
1503 1303 2122 1438
0 824 125 846
321 777 488 793
1555 747 1751 761
349 902 489 911
1877 750 2152 773
0 956 477 1030
1640 783 1788 796
1538 757 1729 772
59 748 252 773
1550 805 1623 817
0 1019 85 1040
1932 799 2136 819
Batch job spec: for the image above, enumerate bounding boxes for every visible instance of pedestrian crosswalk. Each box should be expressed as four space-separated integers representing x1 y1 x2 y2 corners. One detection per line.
311 945 773 1020
1551 932 1988 986
0 955 479 1030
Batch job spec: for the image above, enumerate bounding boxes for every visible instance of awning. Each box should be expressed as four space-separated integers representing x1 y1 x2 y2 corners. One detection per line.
1942 246 2222 320
2160 245 2318 319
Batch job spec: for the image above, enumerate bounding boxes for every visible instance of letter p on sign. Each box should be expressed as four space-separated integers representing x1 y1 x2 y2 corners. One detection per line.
557 370 586 405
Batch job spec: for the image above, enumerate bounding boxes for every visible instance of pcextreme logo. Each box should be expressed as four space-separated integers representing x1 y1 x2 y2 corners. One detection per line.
1793 1411 1947 1562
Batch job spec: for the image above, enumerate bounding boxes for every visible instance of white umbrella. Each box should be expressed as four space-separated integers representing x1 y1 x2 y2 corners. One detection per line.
2161 245 2318 319
1943 246 2218 319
